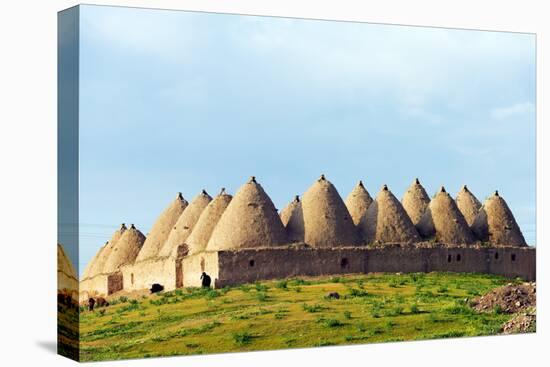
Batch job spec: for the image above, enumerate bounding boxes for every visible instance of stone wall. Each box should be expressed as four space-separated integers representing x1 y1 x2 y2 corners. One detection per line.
79 274 109 299
180 252 220 288
82 246 535 295
120 258 174 292
216 247 367 287
212 246 535 287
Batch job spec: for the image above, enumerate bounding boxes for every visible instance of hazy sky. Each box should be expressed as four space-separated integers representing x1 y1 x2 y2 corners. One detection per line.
76 5 536 275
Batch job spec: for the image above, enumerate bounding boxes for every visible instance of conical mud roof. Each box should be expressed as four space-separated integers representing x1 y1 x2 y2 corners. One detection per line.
302 175 359 247
471 191 527 246
103 224 146 273
345 181 373 226
207 177 288 250
280 195 305 243
360 185 420 244
417 187 476 245
186 189 233 255
158 190 212 257
81 244 105 280
57 243 77 282
135 193 188 262
456 185 482 226
88 223 127 277
402 178 430 226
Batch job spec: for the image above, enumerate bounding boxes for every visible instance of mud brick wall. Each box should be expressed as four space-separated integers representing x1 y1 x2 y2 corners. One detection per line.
107 272 123 295
213 246 535 288
180 252 220 288
216 247 368 287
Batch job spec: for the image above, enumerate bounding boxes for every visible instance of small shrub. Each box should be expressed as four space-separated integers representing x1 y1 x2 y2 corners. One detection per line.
290 278 308 286
118 296 129 303
276 280 288 290
385 306 404 316
232 332 253 345
239 285 252 293
410 303 420 314
344 311 352 319
323 319 344 328
302 303 324 313
256 292 268 302
349 288 369 298
255 283 268 292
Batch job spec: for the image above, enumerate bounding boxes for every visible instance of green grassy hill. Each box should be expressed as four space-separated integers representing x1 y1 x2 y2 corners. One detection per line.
79 272 524 361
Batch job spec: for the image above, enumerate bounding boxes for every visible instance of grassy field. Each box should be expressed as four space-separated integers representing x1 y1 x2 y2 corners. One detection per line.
78 272 521 361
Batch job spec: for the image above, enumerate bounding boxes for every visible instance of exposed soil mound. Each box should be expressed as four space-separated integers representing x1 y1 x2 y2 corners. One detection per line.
280 195 305 243
471 191 527 247
360 184 420 244
471 282 536 314
455 185 481 227
345 180 373 226
302 175 360 247
136 193 188 261
502 308 536 334
401 178 430 226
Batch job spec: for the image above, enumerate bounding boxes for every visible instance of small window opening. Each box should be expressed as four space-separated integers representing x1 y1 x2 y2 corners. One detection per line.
447 254 452 263
131 273 134 285
340 258 349 268
249 259 255 267
456 254 461 262
494 252 499 260
511 253 516 262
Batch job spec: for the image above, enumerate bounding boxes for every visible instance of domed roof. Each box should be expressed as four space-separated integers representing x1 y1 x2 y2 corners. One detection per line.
301 175 359 247
88 223 127 277
57 243 77 282
280 195 305 243
58 243 78 292
456 185 482 226
185 189 233 255
102 224 146 273
158 190 212 257
417 187 476 245
207 176 288 250
345 180 373 225
471 191 527 246
81 243 105 280
360 184 420 244
135 193 188 262
401 178 430 226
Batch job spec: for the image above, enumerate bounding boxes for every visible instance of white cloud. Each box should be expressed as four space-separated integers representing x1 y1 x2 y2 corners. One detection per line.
490 102 534 120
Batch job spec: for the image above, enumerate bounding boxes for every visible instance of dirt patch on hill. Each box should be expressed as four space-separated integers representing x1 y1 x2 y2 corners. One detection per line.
471 282 536 314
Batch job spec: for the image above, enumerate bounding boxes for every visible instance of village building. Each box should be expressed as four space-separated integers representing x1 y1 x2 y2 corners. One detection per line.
79 177 536 298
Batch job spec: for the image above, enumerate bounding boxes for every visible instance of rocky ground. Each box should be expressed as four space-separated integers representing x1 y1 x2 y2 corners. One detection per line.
501 307 536 334
470 282 536 333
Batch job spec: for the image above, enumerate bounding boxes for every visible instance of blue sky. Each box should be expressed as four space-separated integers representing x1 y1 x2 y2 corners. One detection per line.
76 5 536 275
